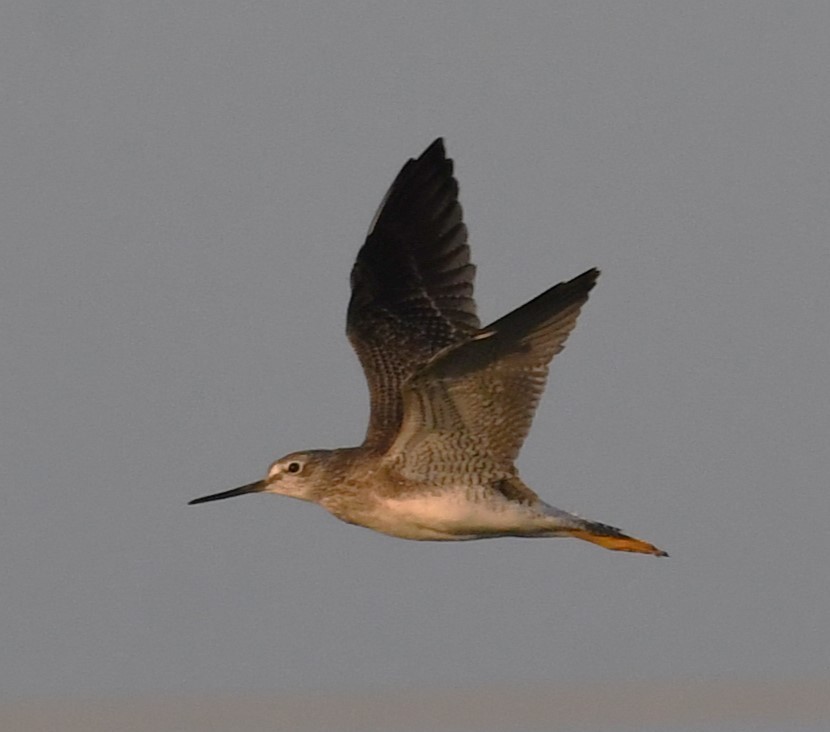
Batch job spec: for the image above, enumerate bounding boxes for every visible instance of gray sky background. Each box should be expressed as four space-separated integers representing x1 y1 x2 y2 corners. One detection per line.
2 2 829 730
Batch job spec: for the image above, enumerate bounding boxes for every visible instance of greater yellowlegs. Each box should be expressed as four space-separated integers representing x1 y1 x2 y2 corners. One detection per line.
190 139 666 556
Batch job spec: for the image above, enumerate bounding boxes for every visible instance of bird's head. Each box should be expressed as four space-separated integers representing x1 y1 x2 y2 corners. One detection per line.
188 450 330 506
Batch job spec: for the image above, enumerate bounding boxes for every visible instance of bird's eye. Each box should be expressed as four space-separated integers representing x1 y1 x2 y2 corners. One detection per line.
286 461 302 474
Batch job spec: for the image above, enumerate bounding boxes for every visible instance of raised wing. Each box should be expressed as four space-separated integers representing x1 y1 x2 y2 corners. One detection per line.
347 139 479 451
387 269 599 482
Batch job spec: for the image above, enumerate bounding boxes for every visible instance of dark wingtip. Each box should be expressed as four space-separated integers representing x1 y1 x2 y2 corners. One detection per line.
579 267 601 289
419 137 447 161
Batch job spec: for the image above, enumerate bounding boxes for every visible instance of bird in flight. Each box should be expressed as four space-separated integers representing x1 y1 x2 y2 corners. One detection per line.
190 139 666 556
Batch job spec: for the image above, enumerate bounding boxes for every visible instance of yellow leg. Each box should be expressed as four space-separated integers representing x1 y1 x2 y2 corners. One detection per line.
567 528 668 556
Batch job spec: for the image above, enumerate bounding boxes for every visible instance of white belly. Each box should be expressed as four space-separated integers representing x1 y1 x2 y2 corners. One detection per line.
362 489 552 541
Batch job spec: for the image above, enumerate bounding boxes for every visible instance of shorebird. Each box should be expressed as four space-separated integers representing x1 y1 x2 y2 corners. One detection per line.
190 139 666 556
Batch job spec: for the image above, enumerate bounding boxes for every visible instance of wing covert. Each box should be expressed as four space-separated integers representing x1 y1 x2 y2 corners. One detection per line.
388 269 600 482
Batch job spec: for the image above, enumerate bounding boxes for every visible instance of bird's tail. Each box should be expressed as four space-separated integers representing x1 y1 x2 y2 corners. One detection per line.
539 502 667 556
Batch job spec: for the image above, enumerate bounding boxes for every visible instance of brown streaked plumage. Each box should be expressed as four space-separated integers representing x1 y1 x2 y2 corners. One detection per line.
189 139 667 556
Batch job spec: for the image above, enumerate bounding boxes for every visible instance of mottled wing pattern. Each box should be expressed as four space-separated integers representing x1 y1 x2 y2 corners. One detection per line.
347 139 479 451
388 269 599 482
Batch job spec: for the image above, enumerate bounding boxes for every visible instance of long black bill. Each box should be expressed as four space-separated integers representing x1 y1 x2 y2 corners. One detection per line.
188 480 266 505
